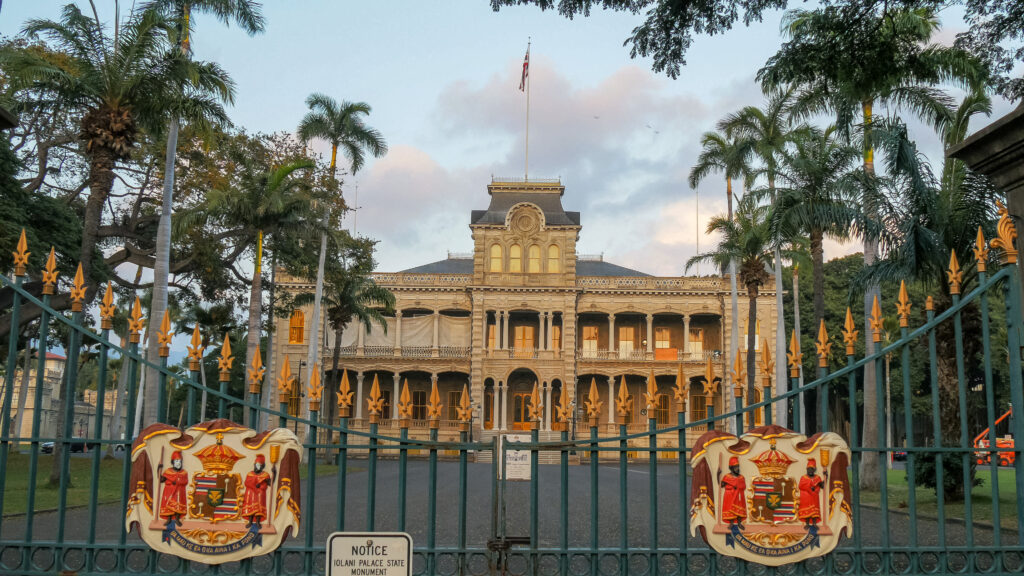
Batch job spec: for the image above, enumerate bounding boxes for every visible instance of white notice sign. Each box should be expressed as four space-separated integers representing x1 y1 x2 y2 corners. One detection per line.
327 532 412 576
500 434 531 481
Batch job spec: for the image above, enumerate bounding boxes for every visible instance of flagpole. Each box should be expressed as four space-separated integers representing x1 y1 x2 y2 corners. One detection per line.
525 38 530 181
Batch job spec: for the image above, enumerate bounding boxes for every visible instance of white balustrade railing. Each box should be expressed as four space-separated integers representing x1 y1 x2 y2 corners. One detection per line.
439 346 472 358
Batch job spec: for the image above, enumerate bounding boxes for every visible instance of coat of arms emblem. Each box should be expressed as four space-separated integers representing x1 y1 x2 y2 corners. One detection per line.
125 419 302 563
690 425 852 565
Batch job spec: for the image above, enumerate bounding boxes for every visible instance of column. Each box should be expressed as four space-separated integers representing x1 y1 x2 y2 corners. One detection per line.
490 381 498 429
482 311 490 350
607 378 615 424
394 310 403 355
608 314 616 353
547 313 554 351
432 310 440 352
541 312 549 351
646 314 654 354
499 382 508 430
683 315 691 358
392 373 401 419
502 310 510 351
543 383 552 431
355 371 365 419
357 325 365 355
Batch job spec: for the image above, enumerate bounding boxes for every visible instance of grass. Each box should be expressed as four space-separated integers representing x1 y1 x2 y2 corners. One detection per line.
2 451 349 517
859 467 1019 530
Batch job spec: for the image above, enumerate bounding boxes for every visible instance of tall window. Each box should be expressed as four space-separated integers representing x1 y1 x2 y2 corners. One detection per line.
288 310 305 344
547 245 560 272
528 245 541 273
582 326 599 356
619 326 635 358
655 327 671 348
514 325 535 356
447 390 462 421
288 376 301 417
741 319 761 350
488 323 497 349
655 395 670 425
412 390 427 420
489 244 503 272
509 244 522 272
689 327 704 354
553 325 562 351
690 393 707 424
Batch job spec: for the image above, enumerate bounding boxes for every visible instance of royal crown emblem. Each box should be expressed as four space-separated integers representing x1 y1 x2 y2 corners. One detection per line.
125 420 302 564
690 425 852 565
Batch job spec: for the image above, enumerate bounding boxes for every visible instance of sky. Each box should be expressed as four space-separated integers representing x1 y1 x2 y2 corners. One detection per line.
1 1 1015 278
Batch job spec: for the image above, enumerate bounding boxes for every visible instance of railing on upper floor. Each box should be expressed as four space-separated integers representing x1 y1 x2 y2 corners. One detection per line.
363 345 394 357
401 346 432 358
576 275 727 291
371 272 471 286
438 345 472 358
576 348 726 361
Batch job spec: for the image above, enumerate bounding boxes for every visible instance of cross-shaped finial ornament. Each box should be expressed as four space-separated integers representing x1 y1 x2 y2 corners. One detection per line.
584 377 603 426
615 377 631 423
128 296 145 343
974 227 989 272
870 295 884 344
842 307 858 356
643 369 659 412
187 325 205 372
673 364 688 413
815 319 831 368
786 330 801 378
427 379 443 425
896 280 912 328
42 247 58 295
70 263 86 313
157 311 174 358
947 250 962 295
218 333 233 382
307 363 323 412
367 375 385 423
99 281 115 330
248 348 265 396
12 229 29 277
277 355 294 403
336 370 354 416
398 379 413 424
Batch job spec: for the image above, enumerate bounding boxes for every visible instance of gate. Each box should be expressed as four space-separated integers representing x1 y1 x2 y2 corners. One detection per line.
1 207 1024 574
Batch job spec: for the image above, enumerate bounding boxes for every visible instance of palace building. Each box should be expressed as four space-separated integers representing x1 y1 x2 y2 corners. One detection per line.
272 178 776 452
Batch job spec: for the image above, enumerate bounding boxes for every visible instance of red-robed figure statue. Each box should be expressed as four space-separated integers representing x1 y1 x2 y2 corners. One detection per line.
720 456 747 529
159 451 189 526
798 458 825 528
241 454 272 527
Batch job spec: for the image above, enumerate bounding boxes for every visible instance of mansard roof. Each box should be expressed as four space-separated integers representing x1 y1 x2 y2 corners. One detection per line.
398 257 650 277
470 179 580 226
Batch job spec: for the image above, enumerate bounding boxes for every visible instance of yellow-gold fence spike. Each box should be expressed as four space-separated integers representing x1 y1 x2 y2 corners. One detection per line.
993 200 1018 265
701 357 717 397
644 368 659 411
398 379 413 425
307 363 323 412
842 307 858 356
528 381 543 425
337 369 354 417
457 384 473 431
556 383 572 423
731 353 745 398
926 295 934 312
12 229 28 277
947 250 962 295
128 296 145 343
42 247 58 295
615 376 631 424
760 338 773 392
673 364 688 412
816 319 831 369
217 333 233 382
585 377 603 426
157 311 173 358
367 375 384 423
427 378 443 427
247 347 265 396
786 330 801 378
277 355 294 404
897 280 912 328
187 325 204 372
975 227 989 272
99 281 115 330
70 263 86 312
870 295 884 344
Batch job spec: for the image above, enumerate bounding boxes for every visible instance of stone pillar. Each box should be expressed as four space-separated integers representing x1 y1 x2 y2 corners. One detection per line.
394 310 403 355
392 373 401 419
357 325 365 355
683 315 691 359
502 310 510 351
646 314 654 354
607 378 615 424
608 314 616 353
355 371 365 419
543 383 552 431
500 382 508 430
432 310 440 353
547 312 554 351
540 312 548 350
483 310 490 350
490 381 498 429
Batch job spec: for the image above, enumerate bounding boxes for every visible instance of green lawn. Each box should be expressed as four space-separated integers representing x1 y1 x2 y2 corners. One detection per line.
859 468 1019 530
2 452 343 517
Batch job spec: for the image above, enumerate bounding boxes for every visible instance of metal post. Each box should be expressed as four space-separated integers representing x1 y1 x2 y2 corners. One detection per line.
0 273 23 536
24 291 51 546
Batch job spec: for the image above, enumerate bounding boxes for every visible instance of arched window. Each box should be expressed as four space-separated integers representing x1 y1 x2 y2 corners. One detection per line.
509 244 522 272
288 310 305 344
547 244 560 272
489 244 503 272
528 245 541 273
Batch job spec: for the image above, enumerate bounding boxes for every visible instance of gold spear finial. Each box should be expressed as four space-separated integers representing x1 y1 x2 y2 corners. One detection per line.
367 375 384 423
759 338 774 379
128 295 145 343
870 294 884 343
70 263 86 312
643 369 659 411
992 200 1018 265
556 383 572 423
897 280 912 328
157 311 173 357
585 377 603 426
975 227 989 272
99 281 115 329
701 357 718 396
673 363 688 412
427 378 443 425
457 384 473 430
815 319 831 368
527 381 542 425
842 307 858 356
398 379 413 424
42 247 58 295
786 329 802 378
12 229 29 277
187 325 204 371
307 363 323 412
615 376 631 423
336 369 354 417
731 353 745 397
277 355 294 403
218 333 233 382
247 347 265 395
926 295 934 311
947 250 962 295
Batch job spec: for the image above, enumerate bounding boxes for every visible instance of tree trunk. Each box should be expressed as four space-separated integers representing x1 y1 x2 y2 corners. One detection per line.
48 344 70 487
134 344 148 436
106 358 129 459
806 227 827 431
307 147 338 407
768 177 788 428
244 250 264 422
261 259 278 428
13 346 31 439
793 265 803 430
746 286 758 427
145 115 180 425
79 147 116 286
860 98 882 490
726 177 739 434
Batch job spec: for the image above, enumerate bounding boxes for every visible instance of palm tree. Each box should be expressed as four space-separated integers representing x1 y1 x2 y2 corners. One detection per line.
687 196 775 416
758 5 985 489
297 95 387 390
141 0 264 424
688 132 752 428
177 302 237 422
718 88 795 426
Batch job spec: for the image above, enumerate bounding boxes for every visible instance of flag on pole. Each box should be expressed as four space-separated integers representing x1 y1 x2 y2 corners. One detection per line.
519 45 530 91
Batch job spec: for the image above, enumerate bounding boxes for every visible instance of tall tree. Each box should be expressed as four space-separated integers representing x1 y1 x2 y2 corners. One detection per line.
141 0 264 425
687 196 775 411
758 5 984 489
297 94 387 393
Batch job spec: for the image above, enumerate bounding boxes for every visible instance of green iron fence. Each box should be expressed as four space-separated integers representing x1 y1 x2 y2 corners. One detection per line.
0 214 1023 575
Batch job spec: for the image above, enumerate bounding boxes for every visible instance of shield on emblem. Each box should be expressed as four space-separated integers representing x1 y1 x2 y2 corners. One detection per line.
766 492 783 510
207 488 224 507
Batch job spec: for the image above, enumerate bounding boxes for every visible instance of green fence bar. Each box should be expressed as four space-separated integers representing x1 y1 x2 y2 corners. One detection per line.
305 406 318 576
117 336 140 572
678 409 688 576
529 424 539 574
55 307 82 544
648 414 658 576
977 264 1001 546
898 288 919 571
367 419 378 531
337 413 349 532
1001 251 1024 546
86 318 111 568
0 271 23 536
458 425 469 574
23 288 52 547
589 423 598 576
426 423 438 576
926 300 947 562
398 424 408 532
618 421 628 576
560 426 569 576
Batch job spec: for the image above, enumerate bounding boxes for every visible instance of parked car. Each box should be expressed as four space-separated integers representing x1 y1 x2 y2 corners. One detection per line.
39 440 91 453
40 441 53 454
